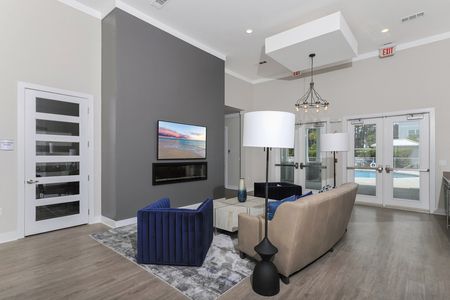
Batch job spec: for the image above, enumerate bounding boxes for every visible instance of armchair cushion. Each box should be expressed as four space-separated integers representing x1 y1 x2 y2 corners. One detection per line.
136 197 213 267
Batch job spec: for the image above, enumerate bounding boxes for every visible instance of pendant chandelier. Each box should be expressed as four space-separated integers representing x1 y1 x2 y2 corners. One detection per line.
295 53 329 113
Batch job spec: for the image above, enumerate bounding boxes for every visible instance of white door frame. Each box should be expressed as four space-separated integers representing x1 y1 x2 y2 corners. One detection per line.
342 108 436 214
17 82 95 239
224 126 229 189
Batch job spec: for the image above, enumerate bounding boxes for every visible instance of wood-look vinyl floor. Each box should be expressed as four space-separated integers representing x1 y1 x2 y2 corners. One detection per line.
0 206 449 300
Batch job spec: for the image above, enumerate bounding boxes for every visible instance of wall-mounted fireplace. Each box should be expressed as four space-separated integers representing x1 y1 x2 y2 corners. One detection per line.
152 162 207 185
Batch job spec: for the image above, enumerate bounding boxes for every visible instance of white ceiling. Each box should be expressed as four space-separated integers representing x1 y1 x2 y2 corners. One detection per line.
72 0 450 82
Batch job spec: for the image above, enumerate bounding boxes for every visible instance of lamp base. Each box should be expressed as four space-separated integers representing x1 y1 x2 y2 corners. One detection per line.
252 237 280 296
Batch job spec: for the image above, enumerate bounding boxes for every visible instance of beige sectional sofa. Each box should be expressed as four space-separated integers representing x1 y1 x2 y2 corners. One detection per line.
238 183 358 283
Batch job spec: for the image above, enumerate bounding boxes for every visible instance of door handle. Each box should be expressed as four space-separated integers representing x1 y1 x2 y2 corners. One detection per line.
377 165 384 173
26 179 39 184
385 166 392 174
274 163 299 169
300 163 327 170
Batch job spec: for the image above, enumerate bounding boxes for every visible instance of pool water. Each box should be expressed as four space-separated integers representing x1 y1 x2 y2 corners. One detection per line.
355 170 418 178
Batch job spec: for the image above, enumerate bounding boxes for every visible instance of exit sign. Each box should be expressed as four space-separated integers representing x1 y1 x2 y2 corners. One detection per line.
292 71 301 77
379 46 396 58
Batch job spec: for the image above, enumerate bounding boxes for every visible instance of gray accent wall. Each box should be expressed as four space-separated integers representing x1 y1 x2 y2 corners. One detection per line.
102 9 225 220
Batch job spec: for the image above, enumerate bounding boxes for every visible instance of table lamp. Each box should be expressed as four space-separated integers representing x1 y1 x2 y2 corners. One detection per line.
243 111 295 296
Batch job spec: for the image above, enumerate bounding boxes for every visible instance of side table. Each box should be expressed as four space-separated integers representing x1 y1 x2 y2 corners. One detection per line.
213 196 267 232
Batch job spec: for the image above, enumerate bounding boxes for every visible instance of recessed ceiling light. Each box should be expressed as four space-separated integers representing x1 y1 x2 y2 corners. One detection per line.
381 28 390 33
246 29 253 34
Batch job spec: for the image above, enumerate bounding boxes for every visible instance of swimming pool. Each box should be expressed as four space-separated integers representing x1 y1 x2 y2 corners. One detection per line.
355 170 419 178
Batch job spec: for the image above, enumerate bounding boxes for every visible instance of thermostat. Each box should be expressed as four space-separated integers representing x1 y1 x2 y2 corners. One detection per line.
0 140 14 151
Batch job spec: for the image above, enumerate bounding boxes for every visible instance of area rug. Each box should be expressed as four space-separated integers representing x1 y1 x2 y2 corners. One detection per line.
90 225 254 300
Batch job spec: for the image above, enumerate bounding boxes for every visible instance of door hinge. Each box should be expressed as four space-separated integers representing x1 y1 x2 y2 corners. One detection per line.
88 209 90 215
88 107 90 114
88 141 90 147
88 175 90 181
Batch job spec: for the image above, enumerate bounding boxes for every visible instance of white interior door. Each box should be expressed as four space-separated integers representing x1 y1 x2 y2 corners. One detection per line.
25 89 89 236
346 113 430 212
296 122 327 191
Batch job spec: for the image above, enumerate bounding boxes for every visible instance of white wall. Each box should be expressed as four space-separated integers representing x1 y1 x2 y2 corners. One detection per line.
0 0 101 238
245 38 450 213
225 73 253 111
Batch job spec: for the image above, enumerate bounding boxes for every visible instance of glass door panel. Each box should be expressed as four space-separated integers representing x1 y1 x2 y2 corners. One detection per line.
36 119 79 136
354 123 377 196
296 123 326 191
280 148 295 183
347 118 383 205
36 202 80 221
305 128 322 190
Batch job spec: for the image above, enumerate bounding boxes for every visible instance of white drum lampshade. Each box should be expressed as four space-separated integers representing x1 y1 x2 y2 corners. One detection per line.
243 111 295 149
320 133 349 152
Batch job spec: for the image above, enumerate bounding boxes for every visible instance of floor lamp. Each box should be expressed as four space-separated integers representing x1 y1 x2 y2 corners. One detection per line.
243 111 295 296
320 133 349 188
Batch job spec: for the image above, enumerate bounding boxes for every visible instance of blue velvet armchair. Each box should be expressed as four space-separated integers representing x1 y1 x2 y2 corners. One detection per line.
136 197 214 266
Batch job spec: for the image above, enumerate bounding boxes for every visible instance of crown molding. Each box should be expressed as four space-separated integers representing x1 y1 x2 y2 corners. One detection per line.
58 0 226 60
115 1 226 61
353 31 450 63
58 0 102 19
396 31 450 51
225 69 255 84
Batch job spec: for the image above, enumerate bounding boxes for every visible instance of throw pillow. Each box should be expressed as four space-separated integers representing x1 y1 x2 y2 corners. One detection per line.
267 191 313 220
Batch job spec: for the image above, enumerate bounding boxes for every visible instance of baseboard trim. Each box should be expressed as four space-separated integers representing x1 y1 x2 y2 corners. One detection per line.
356 202 446 216
225 185 238 190
100 216 137 228
0 231 18 244
89 215 102 224
432 208 446 216
99 197 229 228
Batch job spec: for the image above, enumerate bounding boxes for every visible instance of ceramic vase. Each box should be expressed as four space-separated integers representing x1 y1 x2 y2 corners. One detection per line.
238 178 247 202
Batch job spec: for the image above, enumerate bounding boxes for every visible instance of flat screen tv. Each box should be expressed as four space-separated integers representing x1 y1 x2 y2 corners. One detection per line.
157 120 207 160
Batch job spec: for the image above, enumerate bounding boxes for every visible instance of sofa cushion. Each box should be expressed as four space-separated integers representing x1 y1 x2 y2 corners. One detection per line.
267 191 313 220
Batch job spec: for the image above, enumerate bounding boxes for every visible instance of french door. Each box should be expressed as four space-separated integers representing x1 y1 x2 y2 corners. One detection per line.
297 123 327 191
24 89 89 236
346 113 430 211
276 122 327 191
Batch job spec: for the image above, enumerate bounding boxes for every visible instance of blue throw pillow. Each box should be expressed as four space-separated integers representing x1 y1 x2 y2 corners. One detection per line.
298 191 313 199
267 192 313 220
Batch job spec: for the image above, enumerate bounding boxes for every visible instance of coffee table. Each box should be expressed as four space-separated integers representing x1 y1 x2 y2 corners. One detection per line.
213 196 269 232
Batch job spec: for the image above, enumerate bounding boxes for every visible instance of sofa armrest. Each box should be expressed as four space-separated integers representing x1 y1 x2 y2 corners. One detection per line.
238 213 264 258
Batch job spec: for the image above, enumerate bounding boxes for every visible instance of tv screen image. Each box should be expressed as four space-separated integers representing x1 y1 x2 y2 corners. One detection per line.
158 120 206 160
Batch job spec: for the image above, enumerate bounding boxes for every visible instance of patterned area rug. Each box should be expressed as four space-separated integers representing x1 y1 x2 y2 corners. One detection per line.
91 225 254 300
